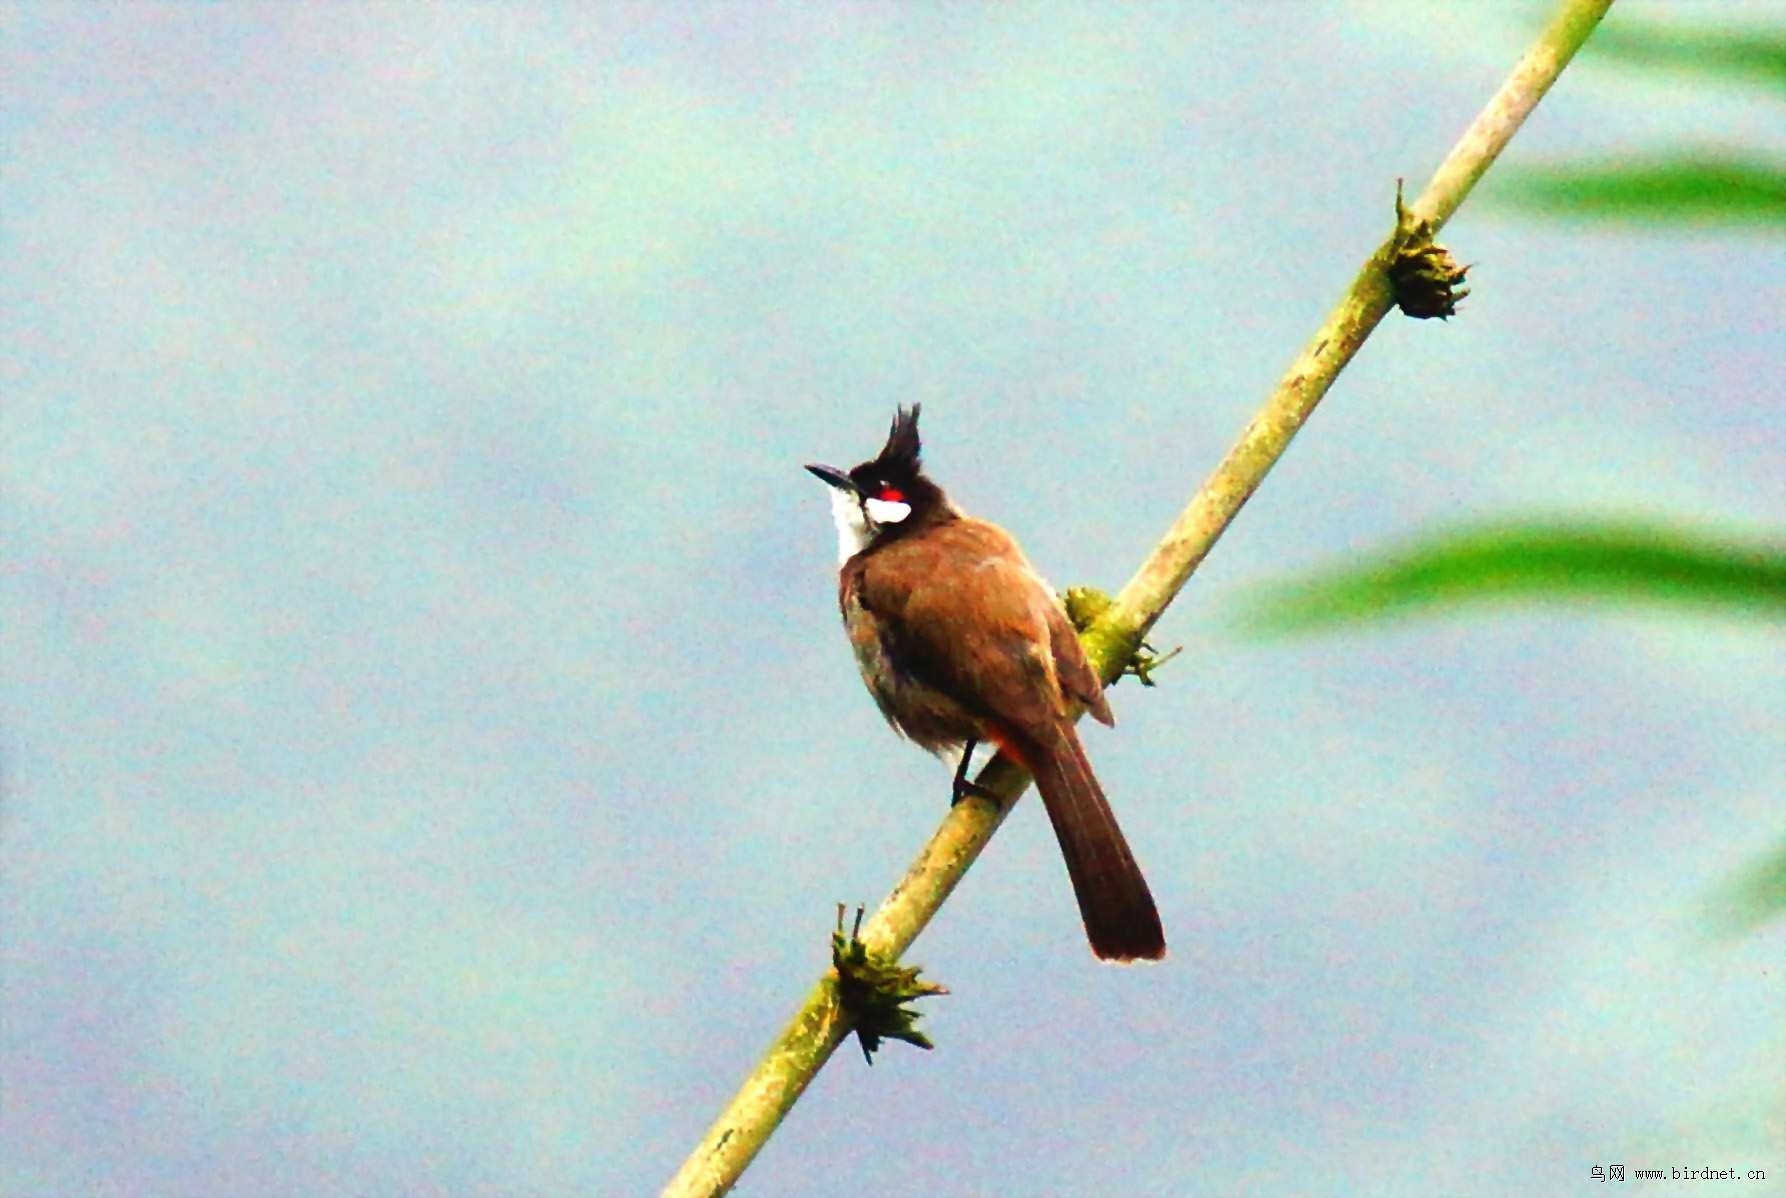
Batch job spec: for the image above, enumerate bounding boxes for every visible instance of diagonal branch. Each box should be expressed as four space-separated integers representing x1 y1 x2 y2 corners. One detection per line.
661 2 1615 1194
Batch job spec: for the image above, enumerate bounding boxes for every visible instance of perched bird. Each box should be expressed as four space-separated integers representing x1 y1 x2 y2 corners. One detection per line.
807 406 1165 962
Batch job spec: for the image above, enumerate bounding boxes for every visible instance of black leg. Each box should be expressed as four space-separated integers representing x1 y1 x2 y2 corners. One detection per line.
950 739 998 806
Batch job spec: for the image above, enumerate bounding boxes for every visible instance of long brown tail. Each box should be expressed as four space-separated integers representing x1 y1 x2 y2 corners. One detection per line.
1022 725 1166 962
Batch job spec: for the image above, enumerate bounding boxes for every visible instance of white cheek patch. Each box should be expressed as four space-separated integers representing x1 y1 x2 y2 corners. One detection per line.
864 497 912 525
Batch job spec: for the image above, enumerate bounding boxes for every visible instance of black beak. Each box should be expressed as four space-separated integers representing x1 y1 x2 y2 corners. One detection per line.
805 463 855 492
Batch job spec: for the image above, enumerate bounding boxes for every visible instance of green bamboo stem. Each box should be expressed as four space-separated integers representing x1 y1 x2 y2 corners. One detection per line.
661 3 1614 1194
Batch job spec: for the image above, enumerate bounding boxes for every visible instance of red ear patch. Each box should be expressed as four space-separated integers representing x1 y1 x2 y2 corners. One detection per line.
876 486 906 503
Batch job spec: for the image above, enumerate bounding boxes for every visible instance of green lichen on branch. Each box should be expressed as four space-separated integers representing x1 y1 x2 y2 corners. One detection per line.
1063 586 1184 688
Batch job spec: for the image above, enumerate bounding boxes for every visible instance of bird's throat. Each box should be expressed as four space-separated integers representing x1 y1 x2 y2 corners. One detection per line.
828 487 873 563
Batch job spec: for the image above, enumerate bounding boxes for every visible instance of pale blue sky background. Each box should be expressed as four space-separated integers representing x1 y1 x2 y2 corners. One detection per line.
3 3 1783 1195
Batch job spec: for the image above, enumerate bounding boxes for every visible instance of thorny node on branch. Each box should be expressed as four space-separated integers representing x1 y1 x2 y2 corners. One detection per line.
1389 179 1472 319
831 904 948 1063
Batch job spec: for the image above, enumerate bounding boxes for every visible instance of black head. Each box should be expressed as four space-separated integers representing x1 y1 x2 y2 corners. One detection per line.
806 405 951 558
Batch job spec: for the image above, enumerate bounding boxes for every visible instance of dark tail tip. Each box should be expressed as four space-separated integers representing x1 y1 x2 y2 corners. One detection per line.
1020 726 1167 965
1087 909 1167 964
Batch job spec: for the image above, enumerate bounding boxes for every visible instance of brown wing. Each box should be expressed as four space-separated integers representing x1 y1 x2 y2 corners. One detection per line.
854 517 1109 740
1047 599 1115 727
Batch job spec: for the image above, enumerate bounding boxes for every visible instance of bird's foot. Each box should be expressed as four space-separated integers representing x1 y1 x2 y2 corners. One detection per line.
950 776 1000 807
949 738 998 806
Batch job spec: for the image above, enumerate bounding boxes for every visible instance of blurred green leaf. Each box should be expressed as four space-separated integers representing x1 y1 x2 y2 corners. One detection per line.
1706 839 1786 939
1589 19 1786 93
1491 156 1786 225
1239 520 1786 635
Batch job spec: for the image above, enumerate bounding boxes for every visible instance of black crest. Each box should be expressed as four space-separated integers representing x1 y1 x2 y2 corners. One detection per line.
865 404 922 480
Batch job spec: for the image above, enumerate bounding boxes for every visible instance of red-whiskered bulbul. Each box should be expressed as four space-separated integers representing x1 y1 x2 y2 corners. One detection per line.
806 406 1166 962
